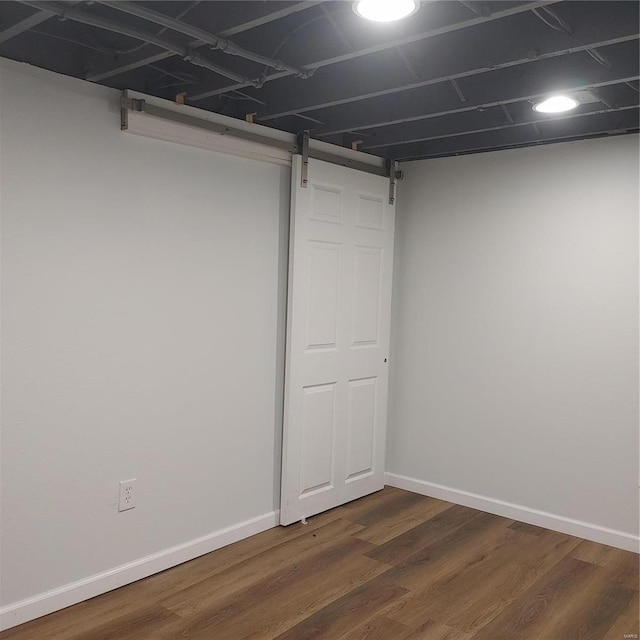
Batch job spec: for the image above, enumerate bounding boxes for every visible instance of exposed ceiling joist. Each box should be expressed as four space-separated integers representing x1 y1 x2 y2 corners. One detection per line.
97 1 310 78
255 1 638 123
366 103 639 151
313 40 639 138
394 107 639 160
86 2 321 82
1 0 637 160
187 0 562 102
20 0 260 84
322 75 638 151
0 8 52 44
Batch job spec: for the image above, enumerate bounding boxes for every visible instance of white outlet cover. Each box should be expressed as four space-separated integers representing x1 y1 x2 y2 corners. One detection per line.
118 479 136 512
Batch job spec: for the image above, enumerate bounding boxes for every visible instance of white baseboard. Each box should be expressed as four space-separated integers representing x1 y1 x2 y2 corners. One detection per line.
4 480 638 632
0 510 279 632
385 473 639 554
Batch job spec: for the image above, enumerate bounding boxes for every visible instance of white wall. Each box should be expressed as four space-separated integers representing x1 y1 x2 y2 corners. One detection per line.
0 58 289 616
2 54 638 630
389 135 639 545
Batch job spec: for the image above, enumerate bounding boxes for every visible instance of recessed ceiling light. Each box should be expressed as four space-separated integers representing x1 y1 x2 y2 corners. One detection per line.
353 0 419 22
532 95 579 114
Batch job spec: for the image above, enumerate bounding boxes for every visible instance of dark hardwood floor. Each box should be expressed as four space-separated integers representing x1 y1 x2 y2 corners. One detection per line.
2 487 638 639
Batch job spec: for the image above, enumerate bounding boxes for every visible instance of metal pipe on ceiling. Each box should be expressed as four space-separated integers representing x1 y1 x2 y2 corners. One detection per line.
98 1 311 79
108 1 200 58
86 2 321 83
19 0 260 86
187 0 563 102
586 48 613 70
259 34 639 124
531 6 573 35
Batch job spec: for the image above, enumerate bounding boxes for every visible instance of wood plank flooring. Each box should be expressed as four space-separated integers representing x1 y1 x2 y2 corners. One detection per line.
2 487 638 640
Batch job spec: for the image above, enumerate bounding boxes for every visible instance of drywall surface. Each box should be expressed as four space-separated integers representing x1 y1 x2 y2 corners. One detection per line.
390 135 639 537
0 59 289 607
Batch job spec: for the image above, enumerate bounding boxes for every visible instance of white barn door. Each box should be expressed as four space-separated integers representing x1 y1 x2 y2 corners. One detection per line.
280 155 396 525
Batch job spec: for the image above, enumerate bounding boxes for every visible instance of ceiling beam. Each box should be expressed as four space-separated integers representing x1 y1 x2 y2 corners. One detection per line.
312 41 639 138
0 8 52 44
325 74 638 148
86 1 321 83
219 2 322 38
393 107 639 160
20 0 259 85
97 1 310 78
368 103 639 153
187 0 562 102
254 1 638 122
323 73 638 145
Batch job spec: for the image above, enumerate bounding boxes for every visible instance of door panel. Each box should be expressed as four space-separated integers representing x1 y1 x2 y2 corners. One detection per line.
352 246 383 346
280 156 395 525
346 377 377 480
305 242 341 350
300 383 336 495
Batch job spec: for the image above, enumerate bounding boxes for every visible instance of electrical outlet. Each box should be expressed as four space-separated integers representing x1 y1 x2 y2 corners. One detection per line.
118 479 136 512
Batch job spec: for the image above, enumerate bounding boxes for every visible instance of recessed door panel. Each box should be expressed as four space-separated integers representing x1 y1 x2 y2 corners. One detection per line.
346 377 377 481
300 383 336 496
356 193 385 230
352 247 382 347
310 183 343 224
305 242 341 351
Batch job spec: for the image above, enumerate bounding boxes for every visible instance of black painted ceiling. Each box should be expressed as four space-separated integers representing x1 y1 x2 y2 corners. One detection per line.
1 0 638 160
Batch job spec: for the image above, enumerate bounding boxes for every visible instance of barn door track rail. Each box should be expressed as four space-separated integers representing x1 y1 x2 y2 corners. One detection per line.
121 91 399 202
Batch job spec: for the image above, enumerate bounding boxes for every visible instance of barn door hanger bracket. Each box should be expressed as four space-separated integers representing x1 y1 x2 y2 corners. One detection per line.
385 159 403 205
297 130 310 188
120 90 146 130
296 130 388 188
